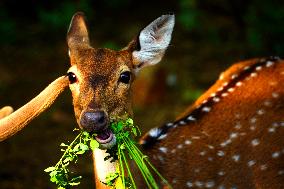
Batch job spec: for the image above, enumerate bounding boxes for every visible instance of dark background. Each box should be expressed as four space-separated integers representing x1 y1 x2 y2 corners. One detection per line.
0 0 284 188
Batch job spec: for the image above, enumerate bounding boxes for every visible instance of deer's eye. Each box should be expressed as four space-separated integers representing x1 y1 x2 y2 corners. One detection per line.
67 72 77 84
119 71 131 84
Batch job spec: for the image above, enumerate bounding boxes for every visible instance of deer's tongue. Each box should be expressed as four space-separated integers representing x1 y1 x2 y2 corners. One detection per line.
95 129 113 143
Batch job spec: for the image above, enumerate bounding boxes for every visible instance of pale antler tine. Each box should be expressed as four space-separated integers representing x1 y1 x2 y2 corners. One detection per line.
0 76 69 141
0 106 14 119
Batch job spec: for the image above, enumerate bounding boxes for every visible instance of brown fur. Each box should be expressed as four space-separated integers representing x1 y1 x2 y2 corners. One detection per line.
141 58 284 188
0 76 69 141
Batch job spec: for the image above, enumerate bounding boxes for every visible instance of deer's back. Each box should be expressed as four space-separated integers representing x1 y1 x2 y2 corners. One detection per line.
141 57 284 189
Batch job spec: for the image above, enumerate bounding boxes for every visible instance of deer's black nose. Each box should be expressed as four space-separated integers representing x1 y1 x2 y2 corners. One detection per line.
80 110 108 132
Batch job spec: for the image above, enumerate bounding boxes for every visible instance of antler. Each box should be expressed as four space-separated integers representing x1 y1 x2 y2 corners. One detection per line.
0 76 69 141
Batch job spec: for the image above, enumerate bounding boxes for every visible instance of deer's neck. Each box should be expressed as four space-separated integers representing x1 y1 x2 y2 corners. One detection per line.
93 149 118 188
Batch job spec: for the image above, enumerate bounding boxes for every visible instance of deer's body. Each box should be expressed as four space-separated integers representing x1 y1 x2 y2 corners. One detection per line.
1 12 284 189
140 57 284 188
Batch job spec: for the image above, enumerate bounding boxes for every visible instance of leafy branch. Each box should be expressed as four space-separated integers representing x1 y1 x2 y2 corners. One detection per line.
44 131 99 189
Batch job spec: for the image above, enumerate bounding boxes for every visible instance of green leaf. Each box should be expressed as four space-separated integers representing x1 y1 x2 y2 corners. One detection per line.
131 127 137 136
90 139 99 150
60 143 68 147
79 143 89 151
126 118 134 125
44 167 56 172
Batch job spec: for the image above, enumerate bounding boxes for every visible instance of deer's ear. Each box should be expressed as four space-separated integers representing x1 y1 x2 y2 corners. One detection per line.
67 12 90 50
131 14 175 70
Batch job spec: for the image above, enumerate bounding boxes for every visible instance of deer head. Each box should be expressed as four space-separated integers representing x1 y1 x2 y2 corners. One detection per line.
66 12 174 149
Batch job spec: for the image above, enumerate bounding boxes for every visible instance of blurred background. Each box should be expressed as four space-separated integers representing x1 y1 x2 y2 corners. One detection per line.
0 0 284 188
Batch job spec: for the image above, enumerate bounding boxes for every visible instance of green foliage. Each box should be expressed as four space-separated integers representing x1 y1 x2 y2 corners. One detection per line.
105 118 171 189
45 118 171 189
44 131 97 189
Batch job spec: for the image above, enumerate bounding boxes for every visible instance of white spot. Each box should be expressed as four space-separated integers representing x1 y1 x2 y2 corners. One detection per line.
217 87 224 91
172 124 178 128
230 132 238 139
250 117 257 123
218 185 226 189
221 93 228 97
228 88 235 92
272 151 281 158
179 120 187 125
208 157 214 161
232 154 240 162
260 164 268 171
186 181 193 187
177 144 183 149
268 127 276 133
159 147 167 153
185 140 192 145
240 132 247 136
235 113 241 119
251 139 260 146
208 145 215 149
244 66 250 70
158 134 167 140
149 128 161 138
218 171 225 176
210 93 216 97
171 149 176 153
231 74 238 79
205 180 215 188
250 72 257 77
278 170 284 175
272 92 279 98
247 160 256 167
68 49 71 57
281 122 284 127
186 115 196 121
236 82 242 87
172 178 177 184
256 66 262 71
166 122 174 127
257 109 265 115
220 139 232 147
250 125 256 131
202 100 208 104
219 73 224 80
195 181 204 188
266 61 274 67
202 106 211 112
217 151 225 157
264 100 272 107
213 97 220 102
200 151 207 156
223 82 229 87
234 123 242 130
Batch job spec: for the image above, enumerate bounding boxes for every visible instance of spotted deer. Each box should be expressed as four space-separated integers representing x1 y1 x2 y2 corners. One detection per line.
1 12 284 189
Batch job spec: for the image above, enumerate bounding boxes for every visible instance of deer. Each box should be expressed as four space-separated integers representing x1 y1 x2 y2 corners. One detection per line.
1 12 284 189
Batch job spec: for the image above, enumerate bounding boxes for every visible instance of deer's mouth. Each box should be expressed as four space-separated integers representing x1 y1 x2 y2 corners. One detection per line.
95 128 116 149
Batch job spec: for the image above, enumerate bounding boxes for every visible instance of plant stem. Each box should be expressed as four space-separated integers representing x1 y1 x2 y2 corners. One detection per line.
55 133 82 168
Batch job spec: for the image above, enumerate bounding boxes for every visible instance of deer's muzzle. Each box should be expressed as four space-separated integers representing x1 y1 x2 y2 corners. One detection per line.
80 110 108 132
